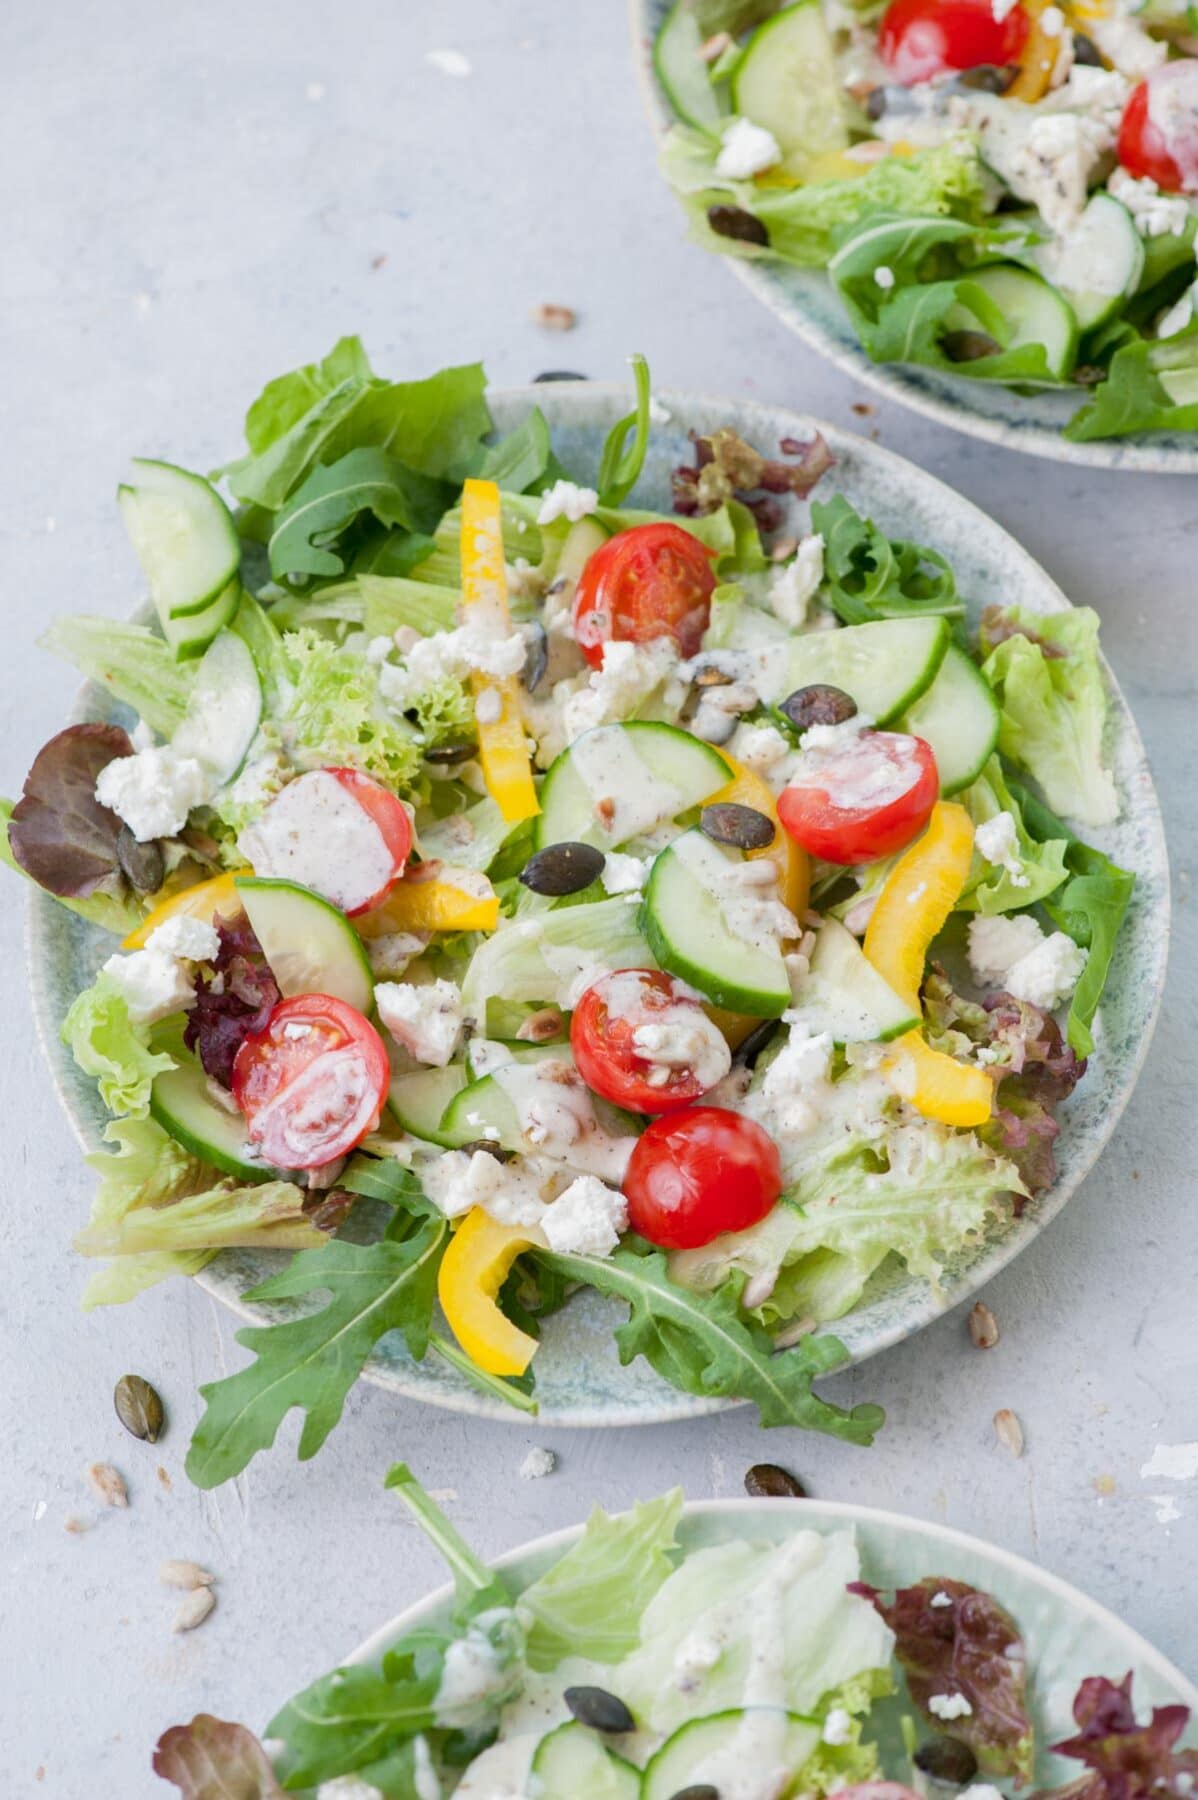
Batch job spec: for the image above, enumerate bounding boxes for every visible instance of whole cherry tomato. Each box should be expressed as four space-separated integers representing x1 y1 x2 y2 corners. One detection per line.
624 1106 782 1250
572 523 716 669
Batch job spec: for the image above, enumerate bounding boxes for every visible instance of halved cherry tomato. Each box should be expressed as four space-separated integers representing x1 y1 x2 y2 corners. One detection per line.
572 523 716 670
232 993 389 1170
777 729 938 865
879 0 1029 85
624 1106 782 1250
571 970 732 1116
1118 64 1198 195
325 767 413 914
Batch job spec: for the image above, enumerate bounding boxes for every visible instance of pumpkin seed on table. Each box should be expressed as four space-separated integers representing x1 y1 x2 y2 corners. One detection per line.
744 1463 807 1498
778 684 857 734
520 841 606 897
114 1373 165 1443
700 802 776 852
669 1787 721 1800
563 1686 636 1733
915 1737 979 1785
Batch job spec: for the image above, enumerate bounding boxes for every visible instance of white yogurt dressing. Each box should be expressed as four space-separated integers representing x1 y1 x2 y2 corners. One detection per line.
1147 60 1198 192
247 1047 376 1168
239 769 394 912
569 725 684 844
492 1058 637 1181
785 727 922 813
600 970 732 1092
673 833 798 954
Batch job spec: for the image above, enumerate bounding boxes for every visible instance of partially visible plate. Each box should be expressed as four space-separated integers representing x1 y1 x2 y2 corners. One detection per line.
348 1497 1197 1767
29 382 1169 1425
630 0 1198 474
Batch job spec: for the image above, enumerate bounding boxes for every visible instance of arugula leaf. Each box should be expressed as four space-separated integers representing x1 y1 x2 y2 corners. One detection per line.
267 447 453 580
536 1243 883 1442
152 1713 284 1797
243 333 373 456
385 1462 513 1623
1065 321 1198 441
1007 778 1135 1058
519 1489 683 1670
478 407 553 492
597 353 652 507
185 1211 447 1488
812 494 963 626
429 1331 539 1415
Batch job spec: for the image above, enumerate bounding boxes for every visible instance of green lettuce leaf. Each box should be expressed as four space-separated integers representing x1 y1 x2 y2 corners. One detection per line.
958 756 1070 913
72 1116 216 1308
386 1462 514 1624
1065 319 1198 441
477 406 554 492
61 978 175 1118
518 1489 683 1671
596 352 652 506
461 897 654 1013
242 333 372 455
280 626 422 789
812 493 964 626
359 572 459 638
81 1248 213 1310
39 614 197 739
980 606 1117 827
267 446 453 580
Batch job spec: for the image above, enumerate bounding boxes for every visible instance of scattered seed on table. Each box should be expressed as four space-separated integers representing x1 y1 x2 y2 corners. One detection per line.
994 1409 1024 1457
745 1463 807 1498
114 1374 165 1443
160 1560 216 1591
172 1588 217 1633
85 1463 128 1508
969 1302 1000 1349
532 303 577 331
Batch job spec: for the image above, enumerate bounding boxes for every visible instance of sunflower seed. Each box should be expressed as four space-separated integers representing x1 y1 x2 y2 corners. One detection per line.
85 1462 128 1508
994 1408 1024 1457
114 1374 165 1443
563 1686 635 1733
514 1007 565 1043
745 1462 808 1498
172 1587 217 1633
968 1302 1000 1349
160 1560 216 1591
532 302 577 331
943 330 1002 364
699 30 733 62
915 1737 979 1785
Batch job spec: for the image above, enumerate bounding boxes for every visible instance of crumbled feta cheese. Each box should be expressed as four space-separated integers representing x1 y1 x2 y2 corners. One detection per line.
930 1590 954 1609
716 116 782 180
316 1775 386 1800
376 979 464 1066
874 264 896 290
768 534 825 629
365 931 428 978
379 623 526 710
729 721 791 772
674 1631 723 1691
992 0 1017 19
1005 931 1088 1011
631 1011 732 1092
365 634 394 666
929 1691 974 1720
95 746 210 843
1040 5 1064 35
974 811 1029 887
474 686 503 726
421 1148 549 1226
540 1174 628 1257
1087 11 1166 80
753 1025 834 1145
227 752 288 814
951 72 1130 234
822 1707 855 1746
968 913 1046 985
536 479 599 526
1108 166 1191 238
601 852 648 896
799 712 873 754
144 915 221 962
519 1447 556 1480
559 637 682 743
101 948 196 1025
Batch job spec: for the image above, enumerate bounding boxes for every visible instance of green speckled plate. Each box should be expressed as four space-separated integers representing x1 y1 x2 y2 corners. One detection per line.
347 1498 1197 1766
630 0 1198 474
28 384 1169 1425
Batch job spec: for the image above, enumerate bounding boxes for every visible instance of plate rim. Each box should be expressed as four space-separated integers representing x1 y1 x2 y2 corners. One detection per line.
626 0 1198 475
27 381 1170 1427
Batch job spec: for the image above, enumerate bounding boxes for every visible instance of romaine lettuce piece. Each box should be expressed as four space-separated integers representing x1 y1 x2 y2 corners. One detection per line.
39 615 197 738
461 897 654 1013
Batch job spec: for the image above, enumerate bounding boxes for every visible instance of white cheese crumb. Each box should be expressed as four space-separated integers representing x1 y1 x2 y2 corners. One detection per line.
95 746 210 843
716 116 782 180
929 1691 974 1720
930 1590 954 1609
729 721 791 772
992 0 1018 18
601 852 648 896
1040 5 1065 35
101 949 196 1025
540 1174 627 1257
822 1707 855 1746
536 479 599 526
967 913 1046 986
474 687 503 726
366 635 394 666
375 979 464 1066
518 1447 556 1481
1108 166 1191 239
874 264 896 290
1005 931 1088 1011
974 811 1029 887
768 534 825 628
145 915 221 962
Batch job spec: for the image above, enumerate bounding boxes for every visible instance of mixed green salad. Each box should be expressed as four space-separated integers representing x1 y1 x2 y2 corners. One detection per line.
654 0 1198 440
150 1468 1198 1797
4 341 1135 1486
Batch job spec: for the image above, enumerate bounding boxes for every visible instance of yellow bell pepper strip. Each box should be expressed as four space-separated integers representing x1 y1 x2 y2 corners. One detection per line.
459 479 540 826
357 863 499 937
1008 0 1061 102
713 754 810 921
121 870 243 950
863 801 993 1128
437 1207 541 1377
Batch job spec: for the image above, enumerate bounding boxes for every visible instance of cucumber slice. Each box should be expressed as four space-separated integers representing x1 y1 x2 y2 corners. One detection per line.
172 628 263 786
235 876 374 1014
441 1061 638 1159
118 458 242 652
655 0 725 131
901 643 999 796
149 1039 275 1182
531 1722 639 1800
1159 361 1198 407
732 2 849 178
786 917 918 1044
765 616 950 722
558 515 609 580
946 264 1079 382
642 828 791 1017
464 1039 564 1081
387 1063 471 1147
164 573 241 659
642 1708 820 1800
1034 194 1144 332
535 722 730 852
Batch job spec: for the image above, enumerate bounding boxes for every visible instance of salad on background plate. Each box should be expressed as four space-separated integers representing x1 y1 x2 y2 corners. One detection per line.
644 0 1198 459
5 344 1157 1486
151 1469 1198 1797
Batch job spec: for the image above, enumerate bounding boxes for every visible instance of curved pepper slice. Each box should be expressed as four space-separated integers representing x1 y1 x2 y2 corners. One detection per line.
121 870 243 950
713 753 810 921
437 1207 540 1377
1007 0 1059 101
863 801 993 1128
357 864 499 937
459 479 540 826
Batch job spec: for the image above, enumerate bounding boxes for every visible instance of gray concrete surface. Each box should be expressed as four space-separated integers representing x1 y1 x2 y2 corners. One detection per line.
1 2 1194 1792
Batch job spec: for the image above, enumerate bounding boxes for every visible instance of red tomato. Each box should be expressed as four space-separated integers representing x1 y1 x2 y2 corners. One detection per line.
572 523 716 670
232 993 389 1170
1118 64 1198 195
571 969 730 1116
777 730 938 865
624 1106 782 1251
325 767 413 914
878 0 1029 85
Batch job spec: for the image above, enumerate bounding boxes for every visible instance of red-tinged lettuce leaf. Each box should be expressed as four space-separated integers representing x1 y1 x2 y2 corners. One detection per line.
828 1787 924 1800
672 425 833 526
8 723 132 897
1040 1672 1198 1800
851 1576 1033 1782
184 913 279 1088
152 1714 283 1798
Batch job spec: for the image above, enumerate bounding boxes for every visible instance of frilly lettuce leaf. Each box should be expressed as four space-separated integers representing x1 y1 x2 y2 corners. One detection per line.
280 626 423 790
1044 1671 1198 1800
517 1489 683 1670
958 756 1070 914
980 605 1117 828
61 978 175 1118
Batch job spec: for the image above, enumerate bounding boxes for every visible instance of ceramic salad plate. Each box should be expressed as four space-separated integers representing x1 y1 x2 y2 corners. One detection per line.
630 0 1198 474
25 380 1167 1433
